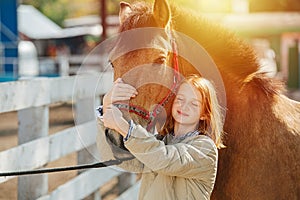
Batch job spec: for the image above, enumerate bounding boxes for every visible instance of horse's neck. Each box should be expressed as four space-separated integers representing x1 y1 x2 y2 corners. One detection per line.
171 5 258 82
273 95 300 134
170 5 285 109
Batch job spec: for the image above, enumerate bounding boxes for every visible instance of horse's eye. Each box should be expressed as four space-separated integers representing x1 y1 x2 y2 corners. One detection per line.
154 57 166 64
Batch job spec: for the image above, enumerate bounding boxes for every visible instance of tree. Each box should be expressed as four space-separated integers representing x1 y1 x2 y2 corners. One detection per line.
22 0 69 27
21 0 100 27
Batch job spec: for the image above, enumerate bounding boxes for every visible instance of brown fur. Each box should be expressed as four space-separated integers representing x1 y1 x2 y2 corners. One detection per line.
110 0 300 199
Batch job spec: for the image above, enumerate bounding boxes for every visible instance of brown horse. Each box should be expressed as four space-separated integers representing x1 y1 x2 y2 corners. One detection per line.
102 0 300 199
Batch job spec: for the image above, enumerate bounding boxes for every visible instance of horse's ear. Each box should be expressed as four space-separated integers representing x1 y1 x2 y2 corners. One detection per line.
119 2 132 24
153 0 171 28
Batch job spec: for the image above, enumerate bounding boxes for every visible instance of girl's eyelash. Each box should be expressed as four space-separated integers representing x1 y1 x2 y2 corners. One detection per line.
192 101 201 105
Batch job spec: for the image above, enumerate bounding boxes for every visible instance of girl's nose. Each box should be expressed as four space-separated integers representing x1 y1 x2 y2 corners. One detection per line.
180 102 188 110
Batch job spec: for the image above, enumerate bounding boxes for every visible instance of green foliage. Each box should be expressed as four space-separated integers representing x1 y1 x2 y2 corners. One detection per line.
22 0 69 27
41 2 69 27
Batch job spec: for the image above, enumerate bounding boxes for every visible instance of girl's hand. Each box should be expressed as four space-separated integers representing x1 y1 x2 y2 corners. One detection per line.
102 104 129 137
102 78 137 136
103 78 138 112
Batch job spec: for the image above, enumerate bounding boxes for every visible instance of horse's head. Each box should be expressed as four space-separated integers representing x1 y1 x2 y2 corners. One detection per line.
101 0 186 155
108 0 188 133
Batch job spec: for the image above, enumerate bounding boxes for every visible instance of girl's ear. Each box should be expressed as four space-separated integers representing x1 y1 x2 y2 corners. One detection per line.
200 116 206 120
200 112 208 121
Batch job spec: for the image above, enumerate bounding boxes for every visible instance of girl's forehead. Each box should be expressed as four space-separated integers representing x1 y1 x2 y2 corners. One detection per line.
178 82 192 91
178 82 195 91
177 82 201 98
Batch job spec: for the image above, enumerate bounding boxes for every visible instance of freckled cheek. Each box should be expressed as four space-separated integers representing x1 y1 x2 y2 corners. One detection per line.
171 103 184 117
171 104 178 115
172 101 180 110
195 109 204 118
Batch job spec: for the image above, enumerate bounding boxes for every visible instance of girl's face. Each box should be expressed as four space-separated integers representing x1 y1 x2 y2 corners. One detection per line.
172 82 203 127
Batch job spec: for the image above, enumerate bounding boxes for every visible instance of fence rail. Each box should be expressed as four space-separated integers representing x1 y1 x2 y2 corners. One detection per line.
0 73 140 200
0 72 112 113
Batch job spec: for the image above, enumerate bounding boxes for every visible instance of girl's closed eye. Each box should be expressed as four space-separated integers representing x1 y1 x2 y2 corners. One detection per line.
192 102 199 107
175 96 183 102
191 101 200 107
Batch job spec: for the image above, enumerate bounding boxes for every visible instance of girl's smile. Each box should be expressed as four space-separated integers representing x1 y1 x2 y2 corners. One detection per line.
177 110 189 117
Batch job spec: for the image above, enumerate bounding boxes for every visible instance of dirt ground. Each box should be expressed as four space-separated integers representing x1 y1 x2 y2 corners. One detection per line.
0 103 119 200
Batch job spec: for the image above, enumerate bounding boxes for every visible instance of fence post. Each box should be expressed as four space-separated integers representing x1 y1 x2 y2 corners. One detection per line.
75 97 101 200
17 106 49 200
58 55 69 77
287 40 299 89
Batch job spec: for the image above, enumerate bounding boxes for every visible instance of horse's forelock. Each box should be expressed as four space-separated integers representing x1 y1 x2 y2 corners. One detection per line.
119 2 158 31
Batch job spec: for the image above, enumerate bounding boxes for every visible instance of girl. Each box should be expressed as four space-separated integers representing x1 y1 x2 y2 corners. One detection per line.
101 74 224 200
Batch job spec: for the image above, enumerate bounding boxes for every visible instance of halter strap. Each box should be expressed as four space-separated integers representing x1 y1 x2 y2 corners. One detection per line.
146 38 180 131
114 31 181 132
114 103 150 120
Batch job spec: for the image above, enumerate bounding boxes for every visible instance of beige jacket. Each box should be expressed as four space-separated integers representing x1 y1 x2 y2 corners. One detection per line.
97 120 218 200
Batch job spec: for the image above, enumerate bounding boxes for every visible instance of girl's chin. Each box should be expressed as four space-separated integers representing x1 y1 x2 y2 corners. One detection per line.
174 117 188 124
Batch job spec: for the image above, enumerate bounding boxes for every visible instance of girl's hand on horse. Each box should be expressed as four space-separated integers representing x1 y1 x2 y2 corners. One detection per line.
103 104 129 137
103 78 138 112
102 78 137 136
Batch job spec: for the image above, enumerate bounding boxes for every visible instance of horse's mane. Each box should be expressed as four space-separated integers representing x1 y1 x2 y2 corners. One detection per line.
170 5 285 96
119 1 284 97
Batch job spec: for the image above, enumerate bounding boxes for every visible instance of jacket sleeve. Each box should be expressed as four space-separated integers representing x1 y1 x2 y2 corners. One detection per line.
96 118 145 173
124 124 218 179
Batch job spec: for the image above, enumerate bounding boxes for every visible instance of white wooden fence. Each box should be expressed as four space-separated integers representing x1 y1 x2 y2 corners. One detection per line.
0 73 140 200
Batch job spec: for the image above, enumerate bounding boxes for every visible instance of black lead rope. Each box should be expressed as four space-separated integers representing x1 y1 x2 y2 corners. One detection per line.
0 157 132 177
